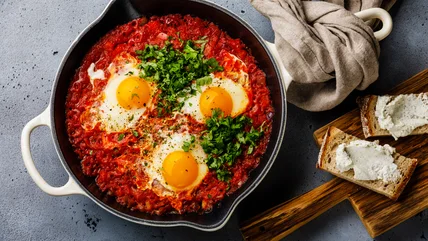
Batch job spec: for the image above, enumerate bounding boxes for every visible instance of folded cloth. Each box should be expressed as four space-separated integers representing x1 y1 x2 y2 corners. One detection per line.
251 0 382 111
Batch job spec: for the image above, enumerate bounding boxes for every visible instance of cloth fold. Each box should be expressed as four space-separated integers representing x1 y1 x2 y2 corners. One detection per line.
251 0 386 111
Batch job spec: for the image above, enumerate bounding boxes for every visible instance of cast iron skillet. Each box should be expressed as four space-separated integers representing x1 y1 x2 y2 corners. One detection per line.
21 0 392 231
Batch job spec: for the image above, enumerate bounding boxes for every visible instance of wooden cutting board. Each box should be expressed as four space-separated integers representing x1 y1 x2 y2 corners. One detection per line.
240 69 428 241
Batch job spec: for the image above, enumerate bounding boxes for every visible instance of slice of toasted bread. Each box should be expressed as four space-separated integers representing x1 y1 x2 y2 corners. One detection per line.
357 94 428 138
316 126 418 200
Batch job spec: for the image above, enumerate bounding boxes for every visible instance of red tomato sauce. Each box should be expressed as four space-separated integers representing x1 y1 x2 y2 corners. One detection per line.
65 14 274 215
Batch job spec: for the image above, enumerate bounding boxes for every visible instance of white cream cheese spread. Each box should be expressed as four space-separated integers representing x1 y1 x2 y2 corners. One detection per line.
336 140 401 183
375 93 428 139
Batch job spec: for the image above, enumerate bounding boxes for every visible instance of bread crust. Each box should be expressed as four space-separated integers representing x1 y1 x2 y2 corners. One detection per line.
316 126 333 169
357 95 376 138
317 126 418 201
391 157 418 200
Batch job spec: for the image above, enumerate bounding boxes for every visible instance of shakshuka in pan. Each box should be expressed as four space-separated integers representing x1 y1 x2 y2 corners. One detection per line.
65 14 273 215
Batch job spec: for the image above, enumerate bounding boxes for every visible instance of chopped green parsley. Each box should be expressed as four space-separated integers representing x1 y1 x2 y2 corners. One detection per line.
131 93 139 99
182 135 196 152
136 38 223 115
200 109 264 182
128 114 134 121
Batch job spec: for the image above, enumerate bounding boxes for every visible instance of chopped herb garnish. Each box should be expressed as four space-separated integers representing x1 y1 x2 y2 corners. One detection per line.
89 150 93 155
182 135 196 152
131 93 139 99
125 71 134 76
136 38 223 115
201 109 264 182
207 194 212 199
118 133 125 141
128 114 134 121
132 130 139 137
196 75 212 91
247 145 254 155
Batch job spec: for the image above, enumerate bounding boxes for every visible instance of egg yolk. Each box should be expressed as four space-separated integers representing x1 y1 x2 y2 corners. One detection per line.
116 76 150 109
162 151 199 189
199 87 233 117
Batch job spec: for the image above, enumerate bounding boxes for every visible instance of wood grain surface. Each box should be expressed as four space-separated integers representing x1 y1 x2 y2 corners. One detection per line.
240 69 428 240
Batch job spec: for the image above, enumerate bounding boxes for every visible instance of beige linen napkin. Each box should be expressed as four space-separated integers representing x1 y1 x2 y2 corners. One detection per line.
251 0 393 111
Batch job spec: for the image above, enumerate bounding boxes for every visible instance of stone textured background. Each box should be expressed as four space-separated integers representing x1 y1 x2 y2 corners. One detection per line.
1 0 427 240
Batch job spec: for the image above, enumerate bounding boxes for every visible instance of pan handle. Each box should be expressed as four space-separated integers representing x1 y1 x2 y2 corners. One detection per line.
21 106 87 196
264 7 392 90
354 7 393 41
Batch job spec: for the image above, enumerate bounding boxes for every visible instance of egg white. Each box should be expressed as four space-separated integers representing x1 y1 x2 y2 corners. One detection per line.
87 63 105 87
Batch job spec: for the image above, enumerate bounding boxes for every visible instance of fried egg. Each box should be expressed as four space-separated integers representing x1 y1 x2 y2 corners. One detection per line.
86 54 157 132
181 73 250 123
180 52 250 123
144 132 208 196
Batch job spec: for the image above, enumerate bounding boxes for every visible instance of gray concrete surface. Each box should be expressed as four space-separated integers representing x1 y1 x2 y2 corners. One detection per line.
1 0 427 240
